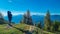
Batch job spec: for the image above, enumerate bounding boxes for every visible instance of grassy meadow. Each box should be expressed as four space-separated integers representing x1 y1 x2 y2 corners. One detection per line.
0 23 57 34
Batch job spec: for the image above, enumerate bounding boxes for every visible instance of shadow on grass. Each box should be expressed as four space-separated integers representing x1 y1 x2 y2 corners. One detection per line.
10 24 32 34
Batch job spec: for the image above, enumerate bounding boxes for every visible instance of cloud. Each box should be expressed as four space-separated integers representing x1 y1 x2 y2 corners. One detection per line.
0 11 24 16
30 12 46 16
0 10 7 16
0 9 25 16
12 12 24 16
50 13 60 15
0 9 60 16
8 0 12 3
0 11 45 16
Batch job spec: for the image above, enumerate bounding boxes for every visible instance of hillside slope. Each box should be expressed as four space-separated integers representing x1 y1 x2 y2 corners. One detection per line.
0 24 57 34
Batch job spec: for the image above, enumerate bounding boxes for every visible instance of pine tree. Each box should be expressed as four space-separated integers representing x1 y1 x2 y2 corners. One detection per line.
22 14 26 24
0 12 5 24
53 20 59 32
37 22 42 29
22 10 33 25
0 12 4 20
26 10 33 25
44 10 51 31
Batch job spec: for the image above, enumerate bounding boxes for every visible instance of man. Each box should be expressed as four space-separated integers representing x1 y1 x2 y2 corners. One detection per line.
7 11 12 27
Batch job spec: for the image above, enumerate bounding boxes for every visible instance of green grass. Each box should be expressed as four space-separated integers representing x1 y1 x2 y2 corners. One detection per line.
0 23 58 34
0 24 23 34
0 23 29 34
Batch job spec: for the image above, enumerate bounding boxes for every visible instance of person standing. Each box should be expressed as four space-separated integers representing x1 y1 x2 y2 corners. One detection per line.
7 11 12 28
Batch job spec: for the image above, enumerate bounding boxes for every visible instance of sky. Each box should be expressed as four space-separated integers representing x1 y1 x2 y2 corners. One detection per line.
0 0 60 16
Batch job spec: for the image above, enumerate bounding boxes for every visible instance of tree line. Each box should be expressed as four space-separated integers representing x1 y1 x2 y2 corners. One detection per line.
0 10 60 32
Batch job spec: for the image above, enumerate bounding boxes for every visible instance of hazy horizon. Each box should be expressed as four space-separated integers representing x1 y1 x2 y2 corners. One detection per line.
0 0 60 16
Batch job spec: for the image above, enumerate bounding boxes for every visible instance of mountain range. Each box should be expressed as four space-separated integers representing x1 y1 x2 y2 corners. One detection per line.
4 15 60 24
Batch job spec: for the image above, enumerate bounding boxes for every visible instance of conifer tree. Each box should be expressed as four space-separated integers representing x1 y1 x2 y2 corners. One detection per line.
37 22 42 29
22 10 33 25
0 12 4 20
53 20 59 31
21 14 27 24
26 10 33 25
44 10 51 31
0 12 5 24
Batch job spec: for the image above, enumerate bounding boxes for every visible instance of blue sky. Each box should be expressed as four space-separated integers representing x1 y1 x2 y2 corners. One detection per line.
0 0 60 16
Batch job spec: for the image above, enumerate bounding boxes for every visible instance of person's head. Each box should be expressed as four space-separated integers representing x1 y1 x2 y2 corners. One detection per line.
7 11 11 14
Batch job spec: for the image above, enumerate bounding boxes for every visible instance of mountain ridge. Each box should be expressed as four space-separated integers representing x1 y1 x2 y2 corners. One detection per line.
4 14 60 24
